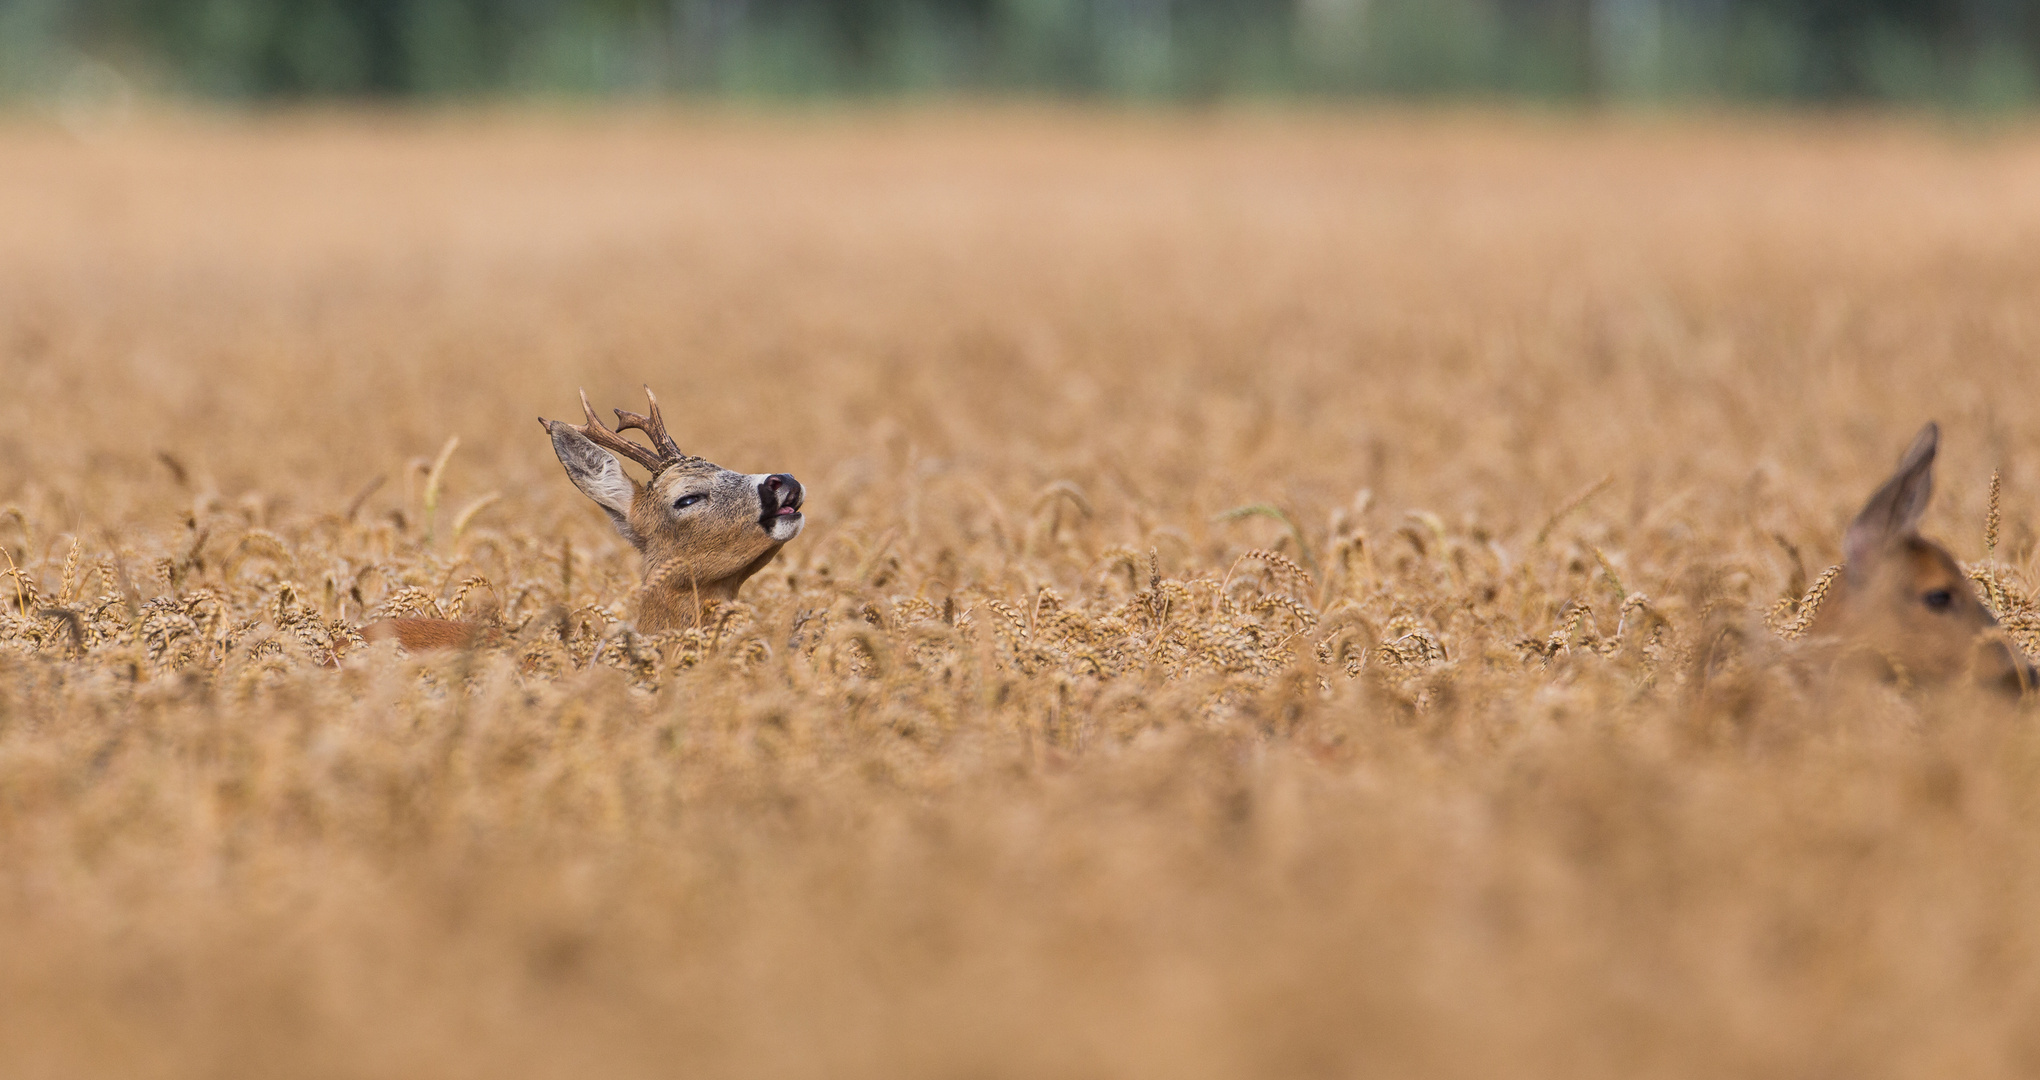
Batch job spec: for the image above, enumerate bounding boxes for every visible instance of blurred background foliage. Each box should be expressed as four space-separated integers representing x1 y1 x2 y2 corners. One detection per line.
0 0 2036 103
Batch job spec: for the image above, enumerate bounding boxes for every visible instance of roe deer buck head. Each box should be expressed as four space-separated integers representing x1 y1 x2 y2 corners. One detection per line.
1807 422 2032 696
542 385 804 633
362 386 805 653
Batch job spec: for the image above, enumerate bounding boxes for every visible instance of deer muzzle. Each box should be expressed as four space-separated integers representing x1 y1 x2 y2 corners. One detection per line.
759 473 805 538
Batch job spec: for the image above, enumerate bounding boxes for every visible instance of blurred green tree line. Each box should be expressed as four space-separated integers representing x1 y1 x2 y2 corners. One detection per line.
1 0 2035 102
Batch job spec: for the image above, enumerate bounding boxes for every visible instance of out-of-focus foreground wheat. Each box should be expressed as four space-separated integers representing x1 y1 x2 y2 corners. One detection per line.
5 110 2040 1079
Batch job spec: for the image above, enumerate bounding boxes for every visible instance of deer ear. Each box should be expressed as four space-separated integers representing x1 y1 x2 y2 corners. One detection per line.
547 421 641 545
1844 421 1938 568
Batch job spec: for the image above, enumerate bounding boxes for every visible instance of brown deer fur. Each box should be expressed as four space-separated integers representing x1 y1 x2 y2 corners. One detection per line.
1806 422 2033 695
360 387 804 652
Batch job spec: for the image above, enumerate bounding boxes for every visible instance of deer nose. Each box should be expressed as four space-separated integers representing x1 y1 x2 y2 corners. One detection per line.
764 474 803 511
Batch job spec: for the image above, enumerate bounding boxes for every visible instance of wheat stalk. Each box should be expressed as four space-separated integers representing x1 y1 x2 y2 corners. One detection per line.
422 435 459 546
1769 563 1843 639
1535 474 1614 546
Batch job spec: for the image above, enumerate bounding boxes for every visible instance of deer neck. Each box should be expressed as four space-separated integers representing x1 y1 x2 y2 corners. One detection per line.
634 547 785 633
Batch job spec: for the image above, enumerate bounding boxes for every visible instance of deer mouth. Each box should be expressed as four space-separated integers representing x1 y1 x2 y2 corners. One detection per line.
758 474 805 534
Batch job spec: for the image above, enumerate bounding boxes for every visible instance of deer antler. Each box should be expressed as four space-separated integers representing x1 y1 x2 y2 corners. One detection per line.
611 385 686 463
565 388 669 475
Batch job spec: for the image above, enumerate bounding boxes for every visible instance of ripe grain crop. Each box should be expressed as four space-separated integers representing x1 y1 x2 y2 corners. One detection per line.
5 109 2040 1079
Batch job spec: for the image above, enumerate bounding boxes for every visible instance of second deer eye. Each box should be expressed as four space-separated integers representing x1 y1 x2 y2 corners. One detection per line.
1923 589 1954 611
674 494 706 510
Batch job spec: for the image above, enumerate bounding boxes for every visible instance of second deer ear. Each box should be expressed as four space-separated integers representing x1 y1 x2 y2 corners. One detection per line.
547 421 641 545
1843 421 1938 568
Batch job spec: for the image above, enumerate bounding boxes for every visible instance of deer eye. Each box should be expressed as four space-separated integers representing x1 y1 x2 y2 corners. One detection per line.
673 494 706 510
1923 588 1954 611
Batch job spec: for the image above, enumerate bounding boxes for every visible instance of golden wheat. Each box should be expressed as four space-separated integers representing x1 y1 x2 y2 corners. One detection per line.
3 109 2040 1079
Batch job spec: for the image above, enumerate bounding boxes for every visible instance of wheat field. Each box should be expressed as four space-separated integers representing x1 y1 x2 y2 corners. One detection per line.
5 108 2040 1079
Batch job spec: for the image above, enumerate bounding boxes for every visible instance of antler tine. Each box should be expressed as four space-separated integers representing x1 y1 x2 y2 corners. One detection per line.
612 384 685 463
569 387 667 474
